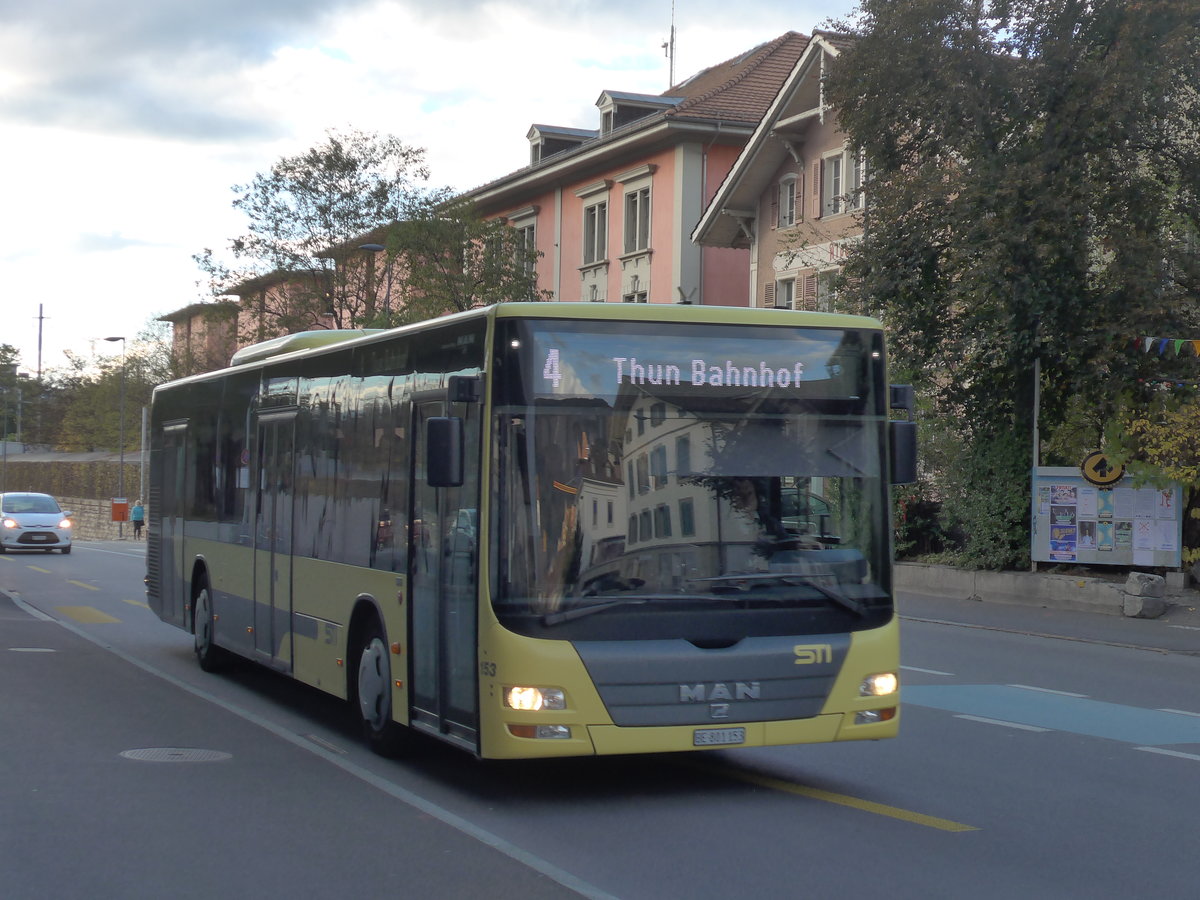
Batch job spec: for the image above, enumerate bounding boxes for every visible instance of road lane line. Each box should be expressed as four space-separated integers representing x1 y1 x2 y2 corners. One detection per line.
122 598 151 608
902 666 954 676
68 580 100 590
1134 747 1200 762
955 714 1052 733
1009 684 1088 698
685 761 978 832
1157 709 1200 718
27 565 52 573
56 606 121 624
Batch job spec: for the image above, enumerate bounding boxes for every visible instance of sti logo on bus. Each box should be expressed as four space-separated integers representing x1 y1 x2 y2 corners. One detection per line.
794 644 833 665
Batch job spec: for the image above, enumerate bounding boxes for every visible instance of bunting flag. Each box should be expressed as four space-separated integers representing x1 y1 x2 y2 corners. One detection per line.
1136 336 1200 357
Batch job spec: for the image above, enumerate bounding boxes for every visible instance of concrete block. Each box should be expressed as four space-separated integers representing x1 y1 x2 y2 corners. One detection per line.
1124 572 1165 598
1123 592 1167 618
1165 571 1186 591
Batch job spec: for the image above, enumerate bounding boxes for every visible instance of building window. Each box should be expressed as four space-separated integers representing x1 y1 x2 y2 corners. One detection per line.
675 435 691 475
623 275 647 303
650 402 666 426
516 223 536 276
778 176 797 228
628 515 638 543
679 498 695 536
823 154 844 217
624 187 651 254
583 201 607 265
654 504 672 538
848 152 866 209
651 445 668 489
639 509 653 542
817 149 867 218
776 278 796 310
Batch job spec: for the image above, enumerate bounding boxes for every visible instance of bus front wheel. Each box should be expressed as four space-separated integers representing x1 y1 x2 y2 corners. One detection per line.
354 618 412 757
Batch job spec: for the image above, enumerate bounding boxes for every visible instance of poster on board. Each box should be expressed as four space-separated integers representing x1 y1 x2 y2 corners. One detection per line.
1031 467 1181 567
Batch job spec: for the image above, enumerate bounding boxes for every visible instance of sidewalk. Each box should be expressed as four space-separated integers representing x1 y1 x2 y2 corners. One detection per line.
895 562 1200 653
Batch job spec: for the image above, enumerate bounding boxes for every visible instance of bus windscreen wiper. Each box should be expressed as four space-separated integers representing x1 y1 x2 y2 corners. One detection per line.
688 573 867 618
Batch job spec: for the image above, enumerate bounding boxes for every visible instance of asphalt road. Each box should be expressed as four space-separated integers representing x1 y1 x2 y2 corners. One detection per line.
3 542 1199 899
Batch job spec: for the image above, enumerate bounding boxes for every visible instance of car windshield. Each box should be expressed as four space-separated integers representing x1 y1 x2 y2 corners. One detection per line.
3 495 61 514
490 318 893 642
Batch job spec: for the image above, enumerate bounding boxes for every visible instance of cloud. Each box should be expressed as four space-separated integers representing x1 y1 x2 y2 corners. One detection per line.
73 232 161 254
0 0 367 140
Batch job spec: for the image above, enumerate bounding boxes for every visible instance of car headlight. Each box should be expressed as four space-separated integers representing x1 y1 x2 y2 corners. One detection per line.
2 518 18 529
59 519 72 529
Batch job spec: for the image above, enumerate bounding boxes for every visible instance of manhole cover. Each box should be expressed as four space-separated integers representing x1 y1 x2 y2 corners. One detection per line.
120 748 232 763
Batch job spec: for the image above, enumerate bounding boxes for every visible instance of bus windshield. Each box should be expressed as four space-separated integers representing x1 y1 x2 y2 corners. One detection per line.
492 318 893 642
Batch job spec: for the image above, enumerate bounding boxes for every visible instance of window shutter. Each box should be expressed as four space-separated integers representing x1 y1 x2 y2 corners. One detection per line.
797 170 805 223
802 274 818 310
763 282 776 308
811 160 823 220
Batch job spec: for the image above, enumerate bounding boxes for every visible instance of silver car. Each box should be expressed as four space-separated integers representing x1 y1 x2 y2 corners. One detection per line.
0 492 73 554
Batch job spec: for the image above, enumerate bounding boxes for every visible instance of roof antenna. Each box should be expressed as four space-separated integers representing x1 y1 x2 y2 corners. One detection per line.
661 0 676 89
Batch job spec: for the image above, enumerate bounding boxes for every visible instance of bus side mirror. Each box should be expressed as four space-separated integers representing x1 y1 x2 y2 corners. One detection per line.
427 417 464 487
890 420 917 484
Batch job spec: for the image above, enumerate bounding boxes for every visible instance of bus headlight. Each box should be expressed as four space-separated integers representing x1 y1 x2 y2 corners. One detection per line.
860 672 898 697
504 686 565 711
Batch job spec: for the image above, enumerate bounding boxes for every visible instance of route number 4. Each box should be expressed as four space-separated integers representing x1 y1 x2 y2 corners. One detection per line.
543 349 562 388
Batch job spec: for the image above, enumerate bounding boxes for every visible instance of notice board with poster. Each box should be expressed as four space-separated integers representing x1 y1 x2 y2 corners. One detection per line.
1031 467 1182 567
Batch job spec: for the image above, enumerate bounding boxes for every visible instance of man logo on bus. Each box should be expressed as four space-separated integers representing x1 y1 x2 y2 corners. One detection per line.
679 682 761 703
794 644 833 665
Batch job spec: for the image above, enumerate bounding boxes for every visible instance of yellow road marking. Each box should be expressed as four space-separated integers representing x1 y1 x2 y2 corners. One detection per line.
56 606 121 624
0 556 12 562
688 761 978 832
27 566 52 573
122 598 150 608
68 580 100 591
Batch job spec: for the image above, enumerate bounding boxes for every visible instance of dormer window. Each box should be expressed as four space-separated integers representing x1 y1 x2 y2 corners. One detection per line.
596 91 683 138
526 125 598 166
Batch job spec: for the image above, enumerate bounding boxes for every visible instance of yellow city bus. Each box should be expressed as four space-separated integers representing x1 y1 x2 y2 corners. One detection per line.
146 302 916 759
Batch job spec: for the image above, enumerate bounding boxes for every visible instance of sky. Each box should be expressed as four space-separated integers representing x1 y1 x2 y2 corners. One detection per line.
0 0 856 377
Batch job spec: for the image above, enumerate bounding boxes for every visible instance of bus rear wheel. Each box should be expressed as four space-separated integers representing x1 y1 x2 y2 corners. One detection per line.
193 583 229 673
354 618 412 757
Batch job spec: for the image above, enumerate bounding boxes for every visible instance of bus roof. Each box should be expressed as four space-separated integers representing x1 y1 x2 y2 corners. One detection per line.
158 303 884 393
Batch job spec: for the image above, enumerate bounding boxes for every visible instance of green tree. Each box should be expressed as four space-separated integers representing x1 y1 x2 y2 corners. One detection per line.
50 323 176 453
386 197 551 323
196 128 434 338
826 0 1200 567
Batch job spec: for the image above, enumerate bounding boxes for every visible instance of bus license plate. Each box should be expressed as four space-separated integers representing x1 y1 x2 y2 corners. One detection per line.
694 727 745 747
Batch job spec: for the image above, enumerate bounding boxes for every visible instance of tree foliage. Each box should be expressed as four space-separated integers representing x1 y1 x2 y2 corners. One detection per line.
195 128 435 337
387 198 551 323
827 0 1200 567
195 129 546 337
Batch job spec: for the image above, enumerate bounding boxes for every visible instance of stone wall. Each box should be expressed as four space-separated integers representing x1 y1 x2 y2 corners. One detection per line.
60 496 145 542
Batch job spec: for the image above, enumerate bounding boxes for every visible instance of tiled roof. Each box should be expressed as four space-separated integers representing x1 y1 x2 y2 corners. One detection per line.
666 31 810 125
460 32 810 201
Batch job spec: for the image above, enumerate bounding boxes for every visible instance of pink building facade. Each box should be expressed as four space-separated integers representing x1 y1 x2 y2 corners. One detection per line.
462 33 810 309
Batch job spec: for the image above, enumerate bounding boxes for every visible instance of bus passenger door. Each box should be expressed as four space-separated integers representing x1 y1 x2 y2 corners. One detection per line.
409 399 480 749
155 423 188 628
253 413 295 671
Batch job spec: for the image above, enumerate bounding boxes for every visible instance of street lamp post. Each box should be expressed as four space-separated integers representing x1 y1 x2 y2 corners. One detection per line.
104 336 126 539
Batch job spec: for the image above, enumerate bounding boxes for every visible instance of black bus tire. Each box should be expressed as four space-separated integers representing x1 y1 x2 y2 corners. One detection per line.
353 616 413 757
193 582 229 673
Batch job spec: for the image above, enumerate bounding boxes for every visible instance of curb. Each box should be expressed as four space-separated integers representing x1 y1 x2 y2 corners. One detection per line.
895 562 1156 617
